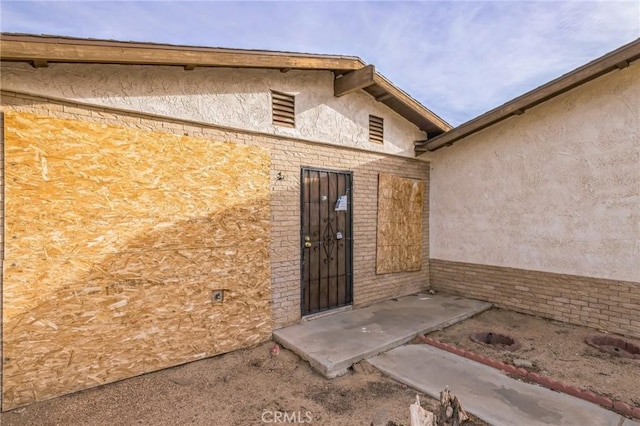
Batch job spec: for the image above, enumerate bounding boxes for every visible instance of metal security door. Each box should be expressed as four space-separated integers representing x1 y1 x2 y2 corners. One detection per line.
301 168 353 315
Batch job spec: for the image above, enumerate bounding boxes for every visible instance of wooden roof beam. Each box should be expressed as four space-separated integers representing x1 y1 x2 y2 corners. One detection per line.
615 60 629 69
31 59 48 68
375 93 393 102
373 73 452 133
334 65 375 97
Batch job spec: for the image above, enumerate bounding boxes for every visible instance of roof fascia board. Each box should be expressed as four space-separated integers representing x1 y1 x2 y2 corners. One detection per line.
420 38 640 153
372 73 452 132
0 37 365 71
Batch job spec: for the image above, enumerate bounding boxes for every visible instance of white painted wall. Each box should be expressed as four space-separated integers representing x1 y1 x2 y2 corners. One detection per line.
424 61 640 282
1 63 425 156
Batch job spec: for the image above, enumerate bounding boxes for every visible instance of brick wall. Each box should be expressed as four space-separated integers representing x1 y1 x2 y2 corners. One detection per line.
0 91 431 331
431 259 640 338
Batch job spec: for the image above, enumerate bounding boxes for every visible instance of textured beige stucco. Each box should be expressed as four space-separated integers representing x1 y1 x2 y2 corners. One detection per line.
424 61 640 282
0 63 425 156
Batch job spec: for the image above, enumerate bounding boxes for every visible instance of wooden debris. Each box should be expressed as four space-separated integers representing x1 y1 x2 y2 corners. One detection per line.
409 389 469 426
438 388 469 426
410 395 435 426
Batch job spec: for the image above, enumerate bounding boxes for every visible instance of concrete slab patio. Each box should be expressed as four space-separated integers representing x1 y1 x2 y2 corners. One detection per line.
369 344 639 426
273 293 491 378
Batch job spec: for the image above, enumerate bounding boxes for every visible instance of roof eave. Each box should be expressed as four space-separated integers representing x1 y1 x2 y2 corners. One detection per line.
366 73 452 136
417 38 640 154
0 33 451 134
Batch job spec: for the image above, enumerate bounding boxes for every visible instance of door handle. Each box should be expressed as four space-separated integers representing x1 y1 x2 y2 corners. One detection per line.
304 241 312 248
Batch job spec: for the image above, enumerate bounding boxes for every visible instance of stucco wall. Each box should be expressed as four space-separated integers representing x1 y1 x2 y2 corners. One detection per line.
0 63 425 156
425 61 639 282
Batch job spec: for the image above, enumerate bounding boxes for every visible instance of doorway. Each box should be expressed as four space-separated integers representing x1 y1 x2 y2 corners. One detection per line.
300 167 353 315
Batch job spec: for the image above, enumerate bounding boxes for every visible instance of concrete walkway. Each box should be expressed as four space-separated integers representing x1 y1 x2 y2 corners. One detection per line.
369 344 639 426
273 293 491 378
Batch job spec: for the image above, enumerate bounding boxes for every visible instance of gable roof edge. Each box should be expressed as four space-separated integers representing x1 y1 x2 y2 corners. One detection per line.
0 33 451 135
417 38 640 153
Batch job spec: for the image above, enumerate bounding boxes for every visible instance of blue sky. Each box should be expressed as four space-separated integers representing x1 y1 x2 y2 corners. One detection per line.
2 1 638 126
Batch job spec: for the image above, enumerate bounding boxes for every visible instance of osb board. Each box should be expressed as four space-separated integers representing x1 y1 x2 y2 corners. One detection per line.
376 173 424 274
2 111 272 410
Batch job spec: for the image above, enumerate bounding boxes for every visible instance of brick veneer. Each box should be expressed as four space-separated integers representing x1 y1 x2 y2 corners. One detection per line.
430 259 640 338
0 90 431 330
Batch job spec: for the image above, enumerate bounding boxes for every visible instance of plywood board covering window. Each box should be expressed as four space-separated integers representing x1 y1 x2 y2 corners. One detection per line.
1 111 272 410
369 115 384 144
271 90 295 128
376 173 424 274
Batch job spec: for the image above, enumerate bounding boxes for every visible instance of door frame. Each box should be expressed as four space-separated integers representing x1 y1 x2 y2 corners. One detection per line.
299 166 353 316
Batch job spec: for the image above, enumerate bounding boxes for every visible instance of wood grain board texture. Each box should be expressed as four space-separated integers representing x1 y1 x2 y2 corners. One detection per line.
2 112 272 410
376 173 424 274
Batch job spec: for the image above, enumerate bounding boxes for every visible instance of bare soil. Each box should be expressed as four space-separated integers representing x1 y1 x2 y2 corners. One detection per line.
427 308 640 408
1 341 487 426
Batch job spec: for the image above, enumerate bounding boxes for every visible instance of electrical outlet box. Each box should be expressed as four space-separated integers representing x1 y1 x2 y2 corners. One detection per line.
211 290 224 303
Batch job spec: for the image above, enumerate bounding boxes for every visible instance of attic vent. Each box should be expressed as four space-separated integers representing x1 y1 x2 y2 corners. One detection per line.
271 91 295 128
369 115 384 144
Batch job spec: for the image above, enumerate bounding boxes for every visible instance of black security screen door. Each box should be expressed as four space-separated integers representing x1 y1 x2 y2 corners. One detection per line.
300 167 353 315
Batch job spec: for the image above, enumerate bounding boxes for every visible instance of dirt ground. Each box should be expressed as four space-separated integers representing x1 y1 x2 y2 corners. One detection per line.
1 341 487 426
428 308 640 408
6 308 634 425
